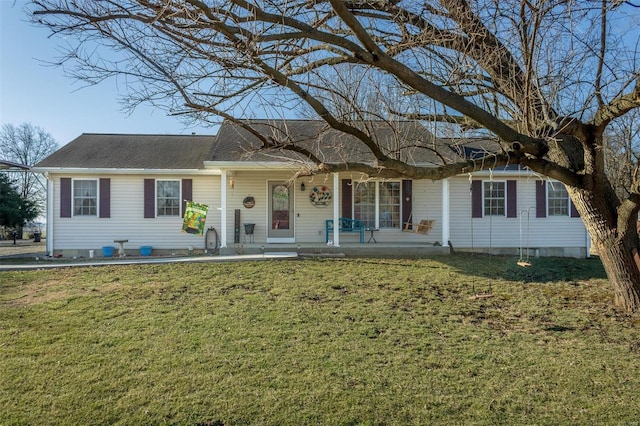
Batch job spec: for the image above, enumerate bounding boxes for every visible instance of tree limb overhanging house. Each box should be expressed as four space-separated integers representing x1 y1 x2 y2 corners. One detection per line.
32 119 588 258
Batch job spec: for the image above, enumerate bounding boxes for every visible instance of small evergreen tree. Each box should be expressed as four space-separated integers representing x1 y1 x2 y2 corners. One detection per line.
0 173 39 230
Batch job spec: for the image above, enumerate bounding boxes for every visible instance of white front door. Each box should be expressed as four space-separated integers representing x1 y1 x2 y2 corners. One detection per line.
267 181 295 242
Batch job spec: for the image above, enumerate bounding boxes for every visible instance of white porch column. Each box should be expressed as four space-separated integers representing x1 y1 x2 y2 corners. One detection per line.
46 174 54 256
332 172 340 247
220 171 228 248
441 178 450 246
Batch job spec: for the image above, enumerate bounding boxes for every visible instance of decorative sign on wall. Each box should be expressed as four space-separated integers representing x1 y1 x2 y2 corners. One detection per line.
243 196 255 209
309 186 331 206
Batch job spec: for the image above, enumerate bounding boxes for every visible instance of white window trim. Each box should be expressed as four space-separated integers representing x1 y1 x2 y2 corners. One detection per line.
72 178 99 217
547 180 571 217
156 179 182 217
353 180 402 229
375 181 380 227
482 180 507 217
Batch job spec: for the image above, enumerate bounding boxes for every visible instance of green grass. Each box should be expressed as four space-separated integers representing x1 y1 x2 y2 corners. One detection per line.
1 255 640 425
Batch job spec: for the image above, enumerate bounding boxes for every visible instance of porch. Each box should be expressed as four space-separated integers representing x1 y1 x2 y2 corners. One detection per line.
218 241 451 257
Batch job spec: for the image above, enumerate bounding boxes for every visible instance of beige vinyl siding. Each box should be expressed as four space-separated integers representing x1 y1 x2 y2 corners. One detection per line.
332 174 443 244
352 178 443 244
224 172 265 244
224 172 447 245
225 171 334 244
51 174 220 252
296 177 334 243
402 179 442 244
449 174 586 249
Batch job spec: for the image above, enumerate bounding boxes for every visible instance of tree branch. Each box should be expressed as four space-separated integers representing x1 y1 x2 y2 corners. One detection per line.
593 75 640 131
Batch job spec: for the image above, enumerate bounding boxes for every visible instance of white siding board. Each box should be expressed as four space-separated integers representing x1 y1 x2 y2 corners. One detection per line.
406 179 443 244
448 175 586 249
50 174 220 252
48 170 587 252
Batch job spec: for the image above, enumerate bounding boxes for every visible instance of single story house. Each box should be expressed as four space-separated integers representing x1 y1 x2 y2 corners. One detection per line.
33 119 589 258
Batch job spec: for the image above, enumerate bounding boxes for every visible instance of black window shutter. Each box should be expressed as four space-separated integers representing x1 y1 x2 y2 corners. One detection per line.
144 179 155 218
402 179 412 229
182 179 193 217
536 181 547 218
471 180 483 218
341 179 352 218
507 180 517 218
99 178 111 218
60 178 72 218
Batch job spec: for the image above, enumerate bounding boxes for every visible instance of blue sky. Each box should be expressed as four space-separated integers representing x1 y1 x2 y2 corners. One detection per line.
0 1 214 147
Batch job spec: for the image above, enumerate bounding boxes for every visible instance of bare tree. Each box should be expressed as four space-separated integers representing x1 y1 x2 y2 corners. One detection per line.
29 0 640 311
0 123 59 208
604 110 640 202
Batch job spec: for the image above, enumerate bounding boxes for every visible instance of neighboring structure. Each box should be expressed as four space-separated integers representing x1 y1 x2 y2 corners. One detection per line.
1 160 31 171
32 120 589 258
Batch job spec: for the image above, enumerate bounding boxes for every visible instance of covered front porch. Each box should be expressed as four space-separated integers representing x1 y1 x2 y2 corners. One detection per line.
216 171 452 249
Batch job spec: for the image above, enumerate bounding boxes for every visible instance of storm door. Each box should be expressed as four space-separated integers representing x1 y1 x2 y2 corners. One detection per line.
267 181 295 242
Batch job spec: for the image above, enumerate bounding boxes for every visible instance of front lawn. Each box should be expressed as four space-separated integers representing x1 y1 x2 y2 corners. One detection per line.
1 255 639 424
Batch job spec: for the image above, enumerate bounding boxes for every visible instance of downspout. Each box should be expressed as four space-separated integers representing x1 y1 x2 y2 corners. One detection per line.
333 172 340 247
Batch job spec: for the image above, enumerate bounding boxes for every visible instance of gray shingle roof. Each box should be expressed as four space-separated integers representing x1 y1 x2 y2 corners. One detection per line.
34 122 503 171
35 134 216 169
209 119 446 165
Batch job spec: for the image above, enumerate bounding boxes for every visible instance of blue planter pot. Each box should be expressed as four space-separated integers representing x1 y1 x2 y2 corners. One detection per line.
140 246 152 256
102 246 115 257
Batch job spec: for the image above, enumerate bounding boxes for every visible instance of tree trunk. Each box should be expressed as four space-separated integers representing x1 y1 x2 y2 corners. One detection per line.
571 188 640 313
596 240 640 312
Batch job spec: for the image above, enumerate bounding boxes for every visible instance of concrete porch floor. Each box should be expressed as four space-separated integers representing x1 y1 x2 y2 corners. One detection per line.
219 242 451 257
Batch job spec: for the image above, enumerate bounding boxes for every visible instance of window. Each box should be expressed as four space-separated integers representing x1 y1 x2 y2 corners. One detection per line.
354 182 376 228
547 181 569 216
73 179 97 216
157 180 181 216
379 182 401 228
353 181 401 229
483 181 505 216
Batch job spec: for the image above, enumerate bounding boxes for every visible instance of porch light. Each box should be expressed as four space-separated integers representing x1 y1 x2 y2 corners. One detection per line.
300 182 306 191
229 176 235 189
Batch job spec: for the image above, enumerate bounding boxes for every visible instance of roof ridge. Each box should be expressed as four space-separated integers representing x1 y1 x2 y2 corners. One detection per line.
231 118 423 124
78 133 216 137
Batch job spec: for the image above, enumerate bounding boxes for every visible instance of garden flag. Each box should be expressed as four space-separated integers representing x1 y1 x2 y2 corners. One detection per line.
182 201 208 235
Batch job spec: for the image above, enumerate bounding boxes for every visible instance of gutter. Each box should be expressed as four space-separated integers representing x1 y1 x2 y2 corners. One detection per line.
203 161 442 171
203 161 306 170
31 167 221 175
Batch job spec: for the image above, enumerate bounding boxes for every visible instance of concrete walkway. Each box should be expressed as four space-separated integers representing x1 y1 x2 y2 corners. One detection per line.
0 240 298 271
